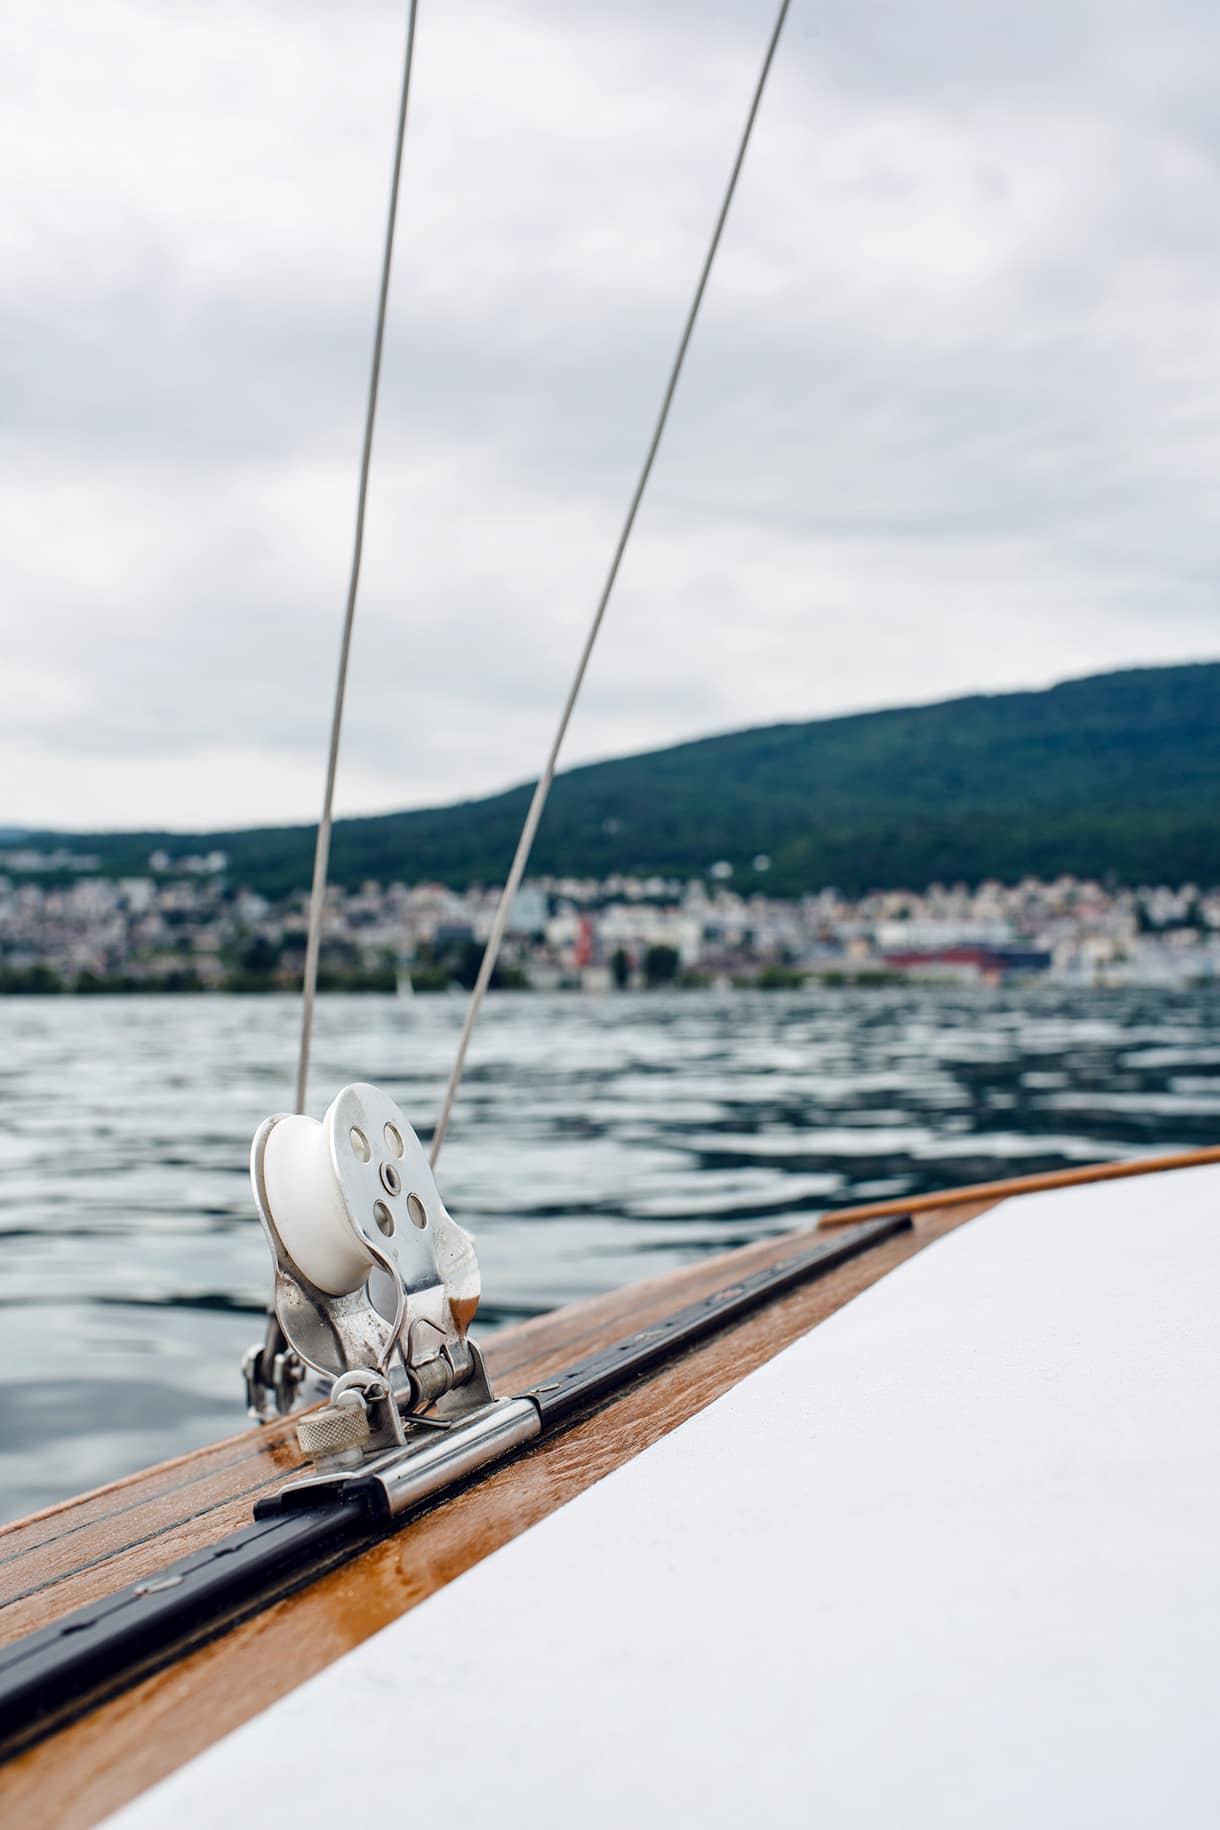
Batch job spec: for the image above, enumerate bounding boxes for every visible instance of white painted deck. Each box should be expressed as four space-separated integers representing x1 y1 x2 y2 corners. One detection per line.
111 1166 1220 1828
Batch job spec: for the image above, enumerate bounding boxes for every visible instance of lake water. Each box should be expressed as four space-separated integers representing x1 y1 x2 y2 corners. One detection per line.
2 986 1218 1521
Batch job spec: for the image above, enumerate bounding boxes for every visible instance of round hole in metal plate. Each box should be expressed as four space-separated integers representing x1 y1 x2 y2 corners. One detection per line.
383 1122 405 1159
373 1200 395 1237
406 1193 427 1229
349 1126 371 1162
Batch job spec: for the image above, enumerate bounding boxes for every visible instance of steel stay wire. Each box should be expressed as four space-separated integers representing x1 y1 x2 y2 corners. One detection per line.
429 0 793 1166
253 0 420 1401
295 0 420 1118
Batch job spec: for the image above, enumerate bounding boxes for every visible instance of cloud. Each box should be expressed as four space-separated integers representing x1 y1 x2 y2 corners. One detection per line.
2 0 1218 830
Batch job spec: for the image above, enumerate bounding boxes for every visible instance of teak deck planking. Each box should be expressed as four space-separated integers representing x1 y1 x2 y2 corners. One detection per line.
0 1198 992 1825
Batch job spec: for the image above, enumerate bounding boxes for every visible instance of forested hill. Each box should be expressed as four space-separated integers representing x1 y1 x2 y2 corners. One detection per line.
37 663 1220 896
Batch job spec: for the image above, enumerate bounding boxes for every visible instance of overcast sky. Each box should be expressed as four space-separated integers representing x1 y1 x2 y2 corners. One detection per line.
3 0 1218 833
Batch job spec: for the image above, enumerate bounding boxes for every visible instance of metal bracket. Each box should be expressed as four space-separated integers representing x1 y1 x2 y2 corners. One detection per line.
243 1083 492 1485
242 1313 306 1423
256 1392 542 1520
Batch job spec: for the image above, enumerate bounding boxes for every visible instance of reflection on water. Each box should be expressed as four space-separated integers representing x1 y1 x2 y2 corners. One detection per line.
1 986 1217 1520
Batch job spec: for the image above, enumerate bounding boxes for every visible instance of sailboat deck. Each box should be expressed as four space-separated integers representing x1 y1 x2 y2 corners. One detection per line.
114 1164 1220 1830
0 1196 988 1826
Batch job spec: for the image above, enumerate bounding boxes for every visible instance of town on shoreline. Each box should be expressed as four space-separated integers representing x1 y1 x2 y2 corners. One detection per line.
2 847 1218 995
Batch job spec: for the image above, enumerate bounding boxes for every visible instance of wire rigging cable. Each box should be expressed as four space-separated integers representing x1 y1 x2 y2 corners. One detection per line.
429 0 793 1166
295 0 421 1116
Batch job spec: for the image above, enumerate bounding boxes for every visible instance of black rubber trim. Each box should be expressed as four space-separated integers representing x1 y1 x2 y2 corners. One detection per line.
0 1505 372 1760
0 1212 909 1760
522 1215 913 1425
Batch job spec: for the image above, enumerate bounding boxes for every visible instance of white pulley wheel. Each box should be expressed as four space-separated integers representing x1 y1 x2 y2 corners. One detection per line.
261 1112 375 1296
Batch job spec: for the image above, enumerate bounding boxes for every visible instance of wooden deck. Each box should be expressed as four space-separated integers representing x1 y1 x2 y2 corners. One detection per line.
0 1199 990 1825
112 1165 1220 1830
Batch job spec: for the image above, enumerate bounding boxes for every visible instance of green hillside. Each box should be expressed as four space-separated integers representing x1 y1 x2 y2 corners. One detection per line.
35 663 1220 896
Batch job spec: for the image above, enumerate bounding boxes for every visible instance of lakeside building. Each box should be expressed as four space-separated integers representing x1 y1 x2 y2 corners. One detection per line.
0 865 1217 994
881 946 1055 986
